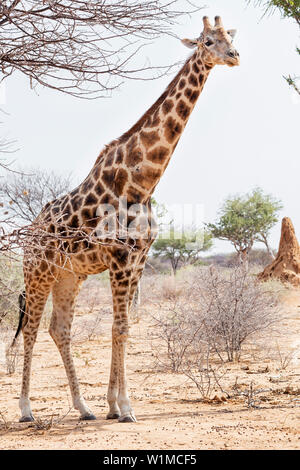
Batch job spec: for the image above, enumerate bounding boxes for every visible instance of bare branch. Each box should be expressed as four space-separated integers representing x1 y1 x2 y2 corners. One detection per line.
0 0 202 98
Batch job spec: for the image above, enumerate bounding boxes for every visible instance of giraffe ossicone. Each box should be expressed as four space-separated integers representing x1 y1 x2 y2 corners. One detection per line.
14 16 239 423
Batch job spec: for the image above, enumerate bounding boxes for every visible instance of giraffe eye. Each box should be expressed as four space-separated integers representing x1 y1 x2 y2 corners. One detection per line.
205 39 214 47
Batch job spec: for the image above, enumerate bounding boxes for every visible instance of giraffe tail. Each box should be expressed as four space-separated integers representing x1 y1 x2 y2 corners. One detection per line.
11 291 26 347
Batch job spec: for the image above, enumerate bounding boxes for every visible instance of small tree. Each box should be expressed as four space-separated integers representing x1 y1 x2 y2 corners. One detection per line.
0 167 72 224
207 188 282 266
152 229 213 275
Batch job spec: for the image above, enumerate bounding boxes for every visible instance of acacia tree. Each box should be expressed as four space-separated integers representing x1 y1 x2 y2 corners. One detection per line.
152 229 213 275
0 0 200 98
207 188 283 266
247 0 300 94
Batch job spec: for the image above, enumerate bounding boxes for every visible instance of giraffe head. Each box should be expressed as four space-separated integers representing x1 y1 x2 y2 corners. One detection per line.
182 16 240 67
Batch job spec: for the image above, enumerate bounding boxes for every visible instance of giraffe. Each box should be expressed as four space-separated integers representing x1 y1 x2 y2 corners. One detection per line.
14 16 239 423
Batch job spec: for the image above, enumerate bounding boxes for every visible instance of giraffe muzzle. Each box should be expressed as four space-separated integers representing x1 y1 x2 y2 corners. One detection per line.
226 50 240 66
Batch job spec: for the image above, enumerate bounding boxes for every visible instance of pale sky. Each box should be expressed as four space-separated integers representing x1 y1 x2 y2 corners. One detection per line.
1 0 299 254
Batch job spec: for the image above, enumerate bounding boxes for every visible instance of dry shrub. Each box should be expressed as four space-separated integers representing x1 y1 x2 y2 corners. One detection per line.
71 312 103 343
148 265 280 399
0 258 24 327
0 327 21 375
192 266 280 362
5 341 20 375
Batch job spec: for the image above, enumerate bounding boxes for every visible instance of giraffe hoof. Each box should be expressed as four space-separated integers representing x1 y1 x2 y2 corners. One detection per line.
118 414 137 423
80 413 96 421
106 412 121 420
19 414 34 423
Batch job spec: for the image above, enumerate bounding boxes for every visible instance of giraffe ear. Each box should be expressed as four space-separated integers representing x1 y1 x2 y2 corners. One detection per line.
227 29 237 40
181 38 198 49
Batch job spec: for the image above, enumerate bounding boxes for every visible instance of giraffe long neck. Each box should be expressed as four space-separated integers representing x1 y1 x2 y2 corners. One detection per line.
91 49 214 205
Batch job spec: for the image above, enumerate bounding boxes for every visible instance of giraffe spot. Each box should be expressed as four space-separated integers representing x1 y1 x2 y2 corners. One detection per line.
88 251 99 263
162 100 174 115
140 130 160 148
113 248 128 267
193 62 200 74
45 249 54 261
127 135 138 150
115 288 128 297
82 208 92 222
94 181 105 196
134 166 162 190
48 224 55 234
197 59 203 66
111 262 119 272
125 147 143 167
190 90 200 103
199 74 205 86
105 151 115 167
82 239 92 250
85 192 98 206
116 148 124 164
102 169 116 188
72 240 81 253
183 63 190 76
176 93 182 100
70 195 83 212
115 271 125 280
57 225 67 236
62 240 70 253
40 260 48 272
188 73 198 87
93 165 100 180
114 168 128 196
205 64 213 71
178 79 186 90
62 204 72 220
184 88 200 104
176 100 191 121
82 178 94 193
69 215 79 229
169 88 176 97
100 193 113 205
147 146 169 164
127 186 143 204
86 215 99 229
70 188 79 198
76 253 86 263
164 117 182 144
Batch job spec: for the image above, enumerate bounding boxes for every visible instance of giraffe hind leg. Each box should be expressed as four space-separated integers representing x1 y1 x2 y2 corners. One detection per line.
49 272 96 420
19 282 52 422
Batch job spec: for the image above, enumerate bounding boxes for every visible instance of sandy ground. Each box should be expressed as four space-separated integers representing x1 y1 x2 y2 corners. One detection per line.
0 281 300 450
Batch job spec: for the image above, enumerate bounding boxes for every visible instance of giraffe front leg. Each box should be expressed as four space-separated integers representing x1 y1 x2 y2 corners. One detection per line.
106 339 121 419
108 269 136 423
